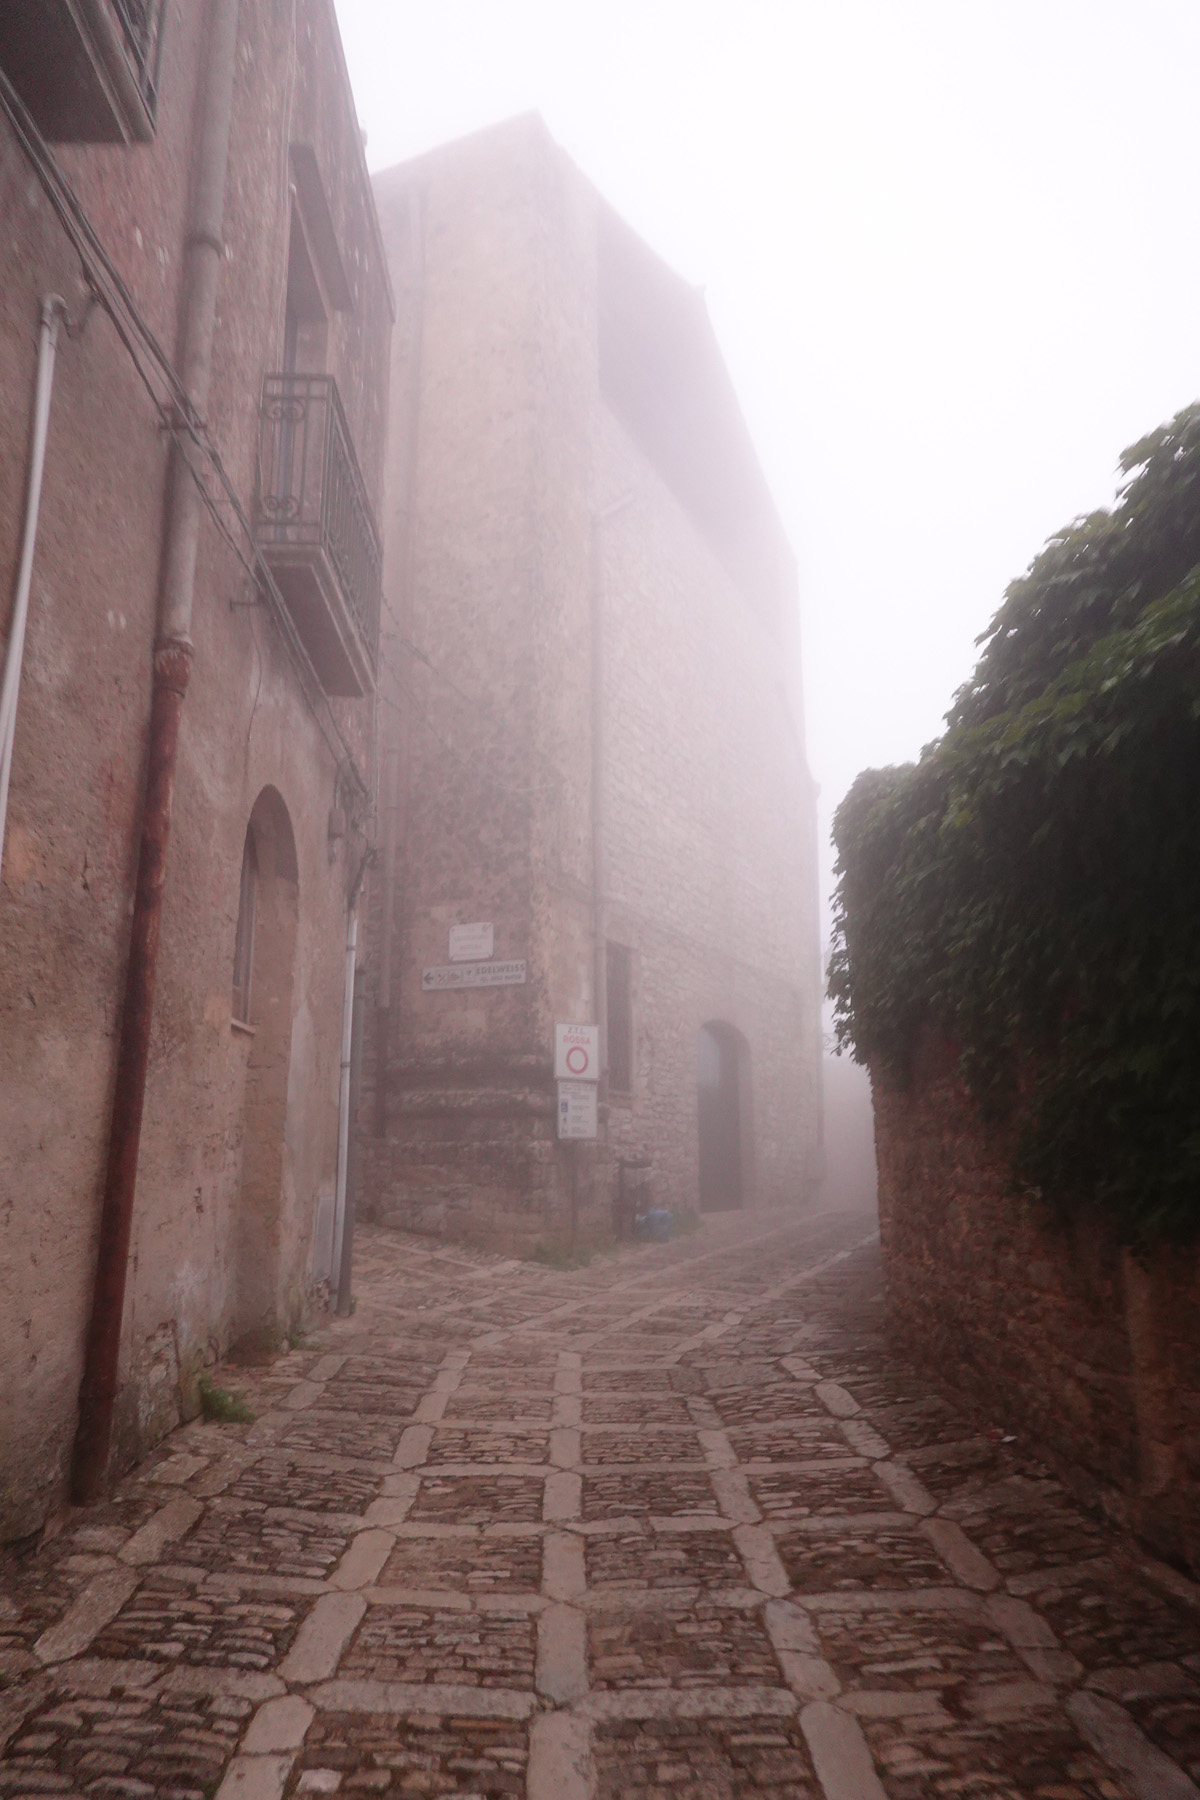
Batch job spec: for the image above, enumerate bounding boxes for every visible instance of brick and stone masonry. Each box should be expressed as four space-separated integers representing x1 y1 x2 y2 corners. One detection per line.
871 1032 1200 1577
361 116 823 1250
0 0 391 1539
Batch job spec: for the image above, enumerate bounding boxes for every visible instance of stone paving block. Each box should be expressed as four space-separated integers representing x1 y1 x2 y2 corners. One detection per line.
812 1591 1030 1699
442 1391 554 1422
1 1682 246 1800
729 1423 855 1464
581 1429 705 1465
749 1460 893 1523
6 1213 1197 1800
119 1493 205 1565
331 1529 394 1591
733 1523 792 1598
585 1527 745 1592
150 1452 211 1486
426 1430 550 1467
541 1531 586 1601
582 1470 718 1521
863 1397 965 1453
872 1460 938 1516
278 1415 404 1463
93 1567 301 1670
581 1368 677 1393
535 1601 587 1702
526 1711 592 1800
901 1433 1019 1501
278 1593 366 1683
32 1566 140 1665
340 1602 537 1688
377 1531 542 1595
179 1499 351 1582
1102 1684 1200 1788
711 1385 832 1429
228 1456 382 1517
588 1594 782 1688
288 1708 528 1797
284 1382 326 1412
243 1695 316 1752
919 1517 1001 1591
216 1751 296 1800
1019 1559 1200 1674
593 1713 820 1799
800 1700 887 1800
860 1706 1140 1799
581 1395 694 1424
775 1520 952 1594
408 1476 545 1526
943 1474 1113 1575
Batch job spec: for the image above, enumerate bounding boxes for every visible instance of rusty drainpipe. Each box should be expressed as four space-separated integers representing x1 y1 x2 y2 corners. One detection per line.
72 0 242 1504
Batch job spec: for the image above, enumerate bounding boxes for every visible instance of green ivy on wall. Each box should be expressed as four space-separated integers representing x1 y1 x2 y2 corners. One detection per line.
830 404 1200 1245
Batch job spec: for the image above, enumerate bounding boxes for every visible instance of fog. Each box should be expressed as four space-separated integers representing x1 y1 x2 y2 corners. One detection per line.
332 0 1200 1189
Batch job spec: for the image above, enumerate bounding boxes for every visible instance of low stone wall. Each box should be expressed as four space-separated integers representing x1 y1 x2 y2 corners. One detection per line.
872 1037 1200 1575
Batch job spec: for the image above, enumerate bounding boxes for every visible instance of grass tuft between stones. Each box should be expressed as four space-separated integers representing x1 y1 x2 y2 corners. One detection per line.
198 1373 255 1424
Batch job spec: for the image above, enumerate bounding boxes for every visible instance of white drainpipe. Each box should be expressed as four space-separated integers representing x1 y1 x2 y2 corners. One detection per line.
0 294 66 878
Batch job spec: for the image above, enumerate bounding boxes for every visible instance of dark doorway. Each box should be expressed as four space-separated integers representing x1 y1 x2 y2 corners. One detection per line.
232 787 299 1347
697 1022 744 1212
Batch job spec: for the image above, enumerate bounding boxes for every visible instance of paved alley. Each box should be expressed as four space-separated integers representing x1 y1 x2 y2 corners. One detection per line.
2 1207 1199 1800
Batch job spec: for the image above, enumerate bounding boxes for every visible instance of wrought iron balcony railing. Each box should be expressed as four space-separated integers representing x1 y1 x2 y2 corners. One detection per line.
0 0 166 143
254 374 382 699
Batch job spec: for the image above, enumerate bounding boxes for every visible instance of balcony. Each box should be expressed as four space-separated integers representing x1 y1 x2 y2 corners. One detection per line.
254 375 382 699
0 0 165 143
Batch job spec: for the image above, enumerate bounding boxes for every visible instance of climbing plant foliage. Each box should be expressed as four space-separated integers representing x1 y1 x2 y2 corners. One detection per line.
830 403 1200 1245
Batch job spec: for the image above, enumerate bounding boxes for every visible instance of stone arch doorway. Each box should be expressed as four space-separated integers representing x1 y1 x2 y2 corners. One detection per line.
697 1021 748 1213
232 786 299 1348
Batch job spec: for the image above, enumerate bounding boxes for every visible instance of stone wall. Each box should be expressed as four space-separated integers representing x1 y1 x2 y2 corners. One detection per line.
362 117 822 1252
0 0 390 1538
872 1035 1200 1574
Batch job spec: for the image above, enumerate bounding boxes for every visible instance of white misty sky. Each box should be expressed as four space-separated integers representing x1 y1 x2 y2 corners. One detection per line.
333 0 1200 936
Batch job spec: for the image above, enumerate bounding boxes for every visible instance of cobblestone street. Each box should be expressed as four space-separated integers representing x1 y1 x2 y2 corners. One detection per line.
3 1207 1199 1800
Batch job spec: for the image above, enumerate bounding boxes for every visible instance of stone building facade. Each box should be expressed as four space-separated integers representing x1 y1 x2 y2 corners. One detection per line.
0 0 391 1538
363 116 821 1250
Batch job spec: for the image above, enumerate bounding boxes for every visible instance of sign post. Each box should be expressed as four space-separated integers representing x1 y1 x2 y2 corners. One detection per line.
555 1023 599 1248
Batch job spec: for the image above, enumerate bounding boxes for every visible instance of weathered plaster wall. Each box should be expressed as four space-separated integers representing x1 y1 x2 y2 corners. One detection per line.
873 1037 1200 1574
0 0 390 1538
363 116 821 1250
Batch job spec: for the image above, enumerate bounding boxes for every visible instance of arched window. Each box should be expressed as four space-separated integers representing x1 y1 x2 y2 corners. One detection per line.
232 827 258 1023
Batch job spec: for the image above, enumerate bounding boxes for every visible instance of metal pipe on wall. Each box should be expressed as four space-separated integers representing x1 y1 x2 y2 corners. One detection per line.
335 965 366 1317
330 905 358 1293
588 492 634 1099
72 0 242 1504
0 295 66 878
375 186 427 1138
